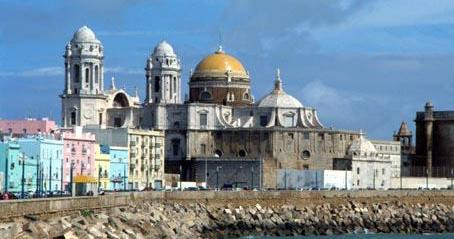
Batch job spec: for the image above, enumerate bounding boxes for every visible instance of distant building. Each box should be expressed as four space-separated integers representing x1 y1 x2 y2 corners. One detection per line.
414 102 454 177
0 118 57 137
370 140 401 178
84 127 165 190
59 127 96 190
17 135 63 192
94 144 110 190
393 121 414 176
347 133 392 189
109 146 128 190
0 140 37 193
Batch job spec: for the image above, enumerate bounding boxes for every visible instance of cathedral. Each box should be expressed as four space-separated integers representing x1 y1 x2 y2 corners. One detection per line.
60 26 363 188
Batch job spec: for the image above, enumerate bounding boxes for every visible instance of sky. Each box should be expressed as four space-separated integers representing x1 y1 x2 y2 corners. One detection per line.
1 0 454 140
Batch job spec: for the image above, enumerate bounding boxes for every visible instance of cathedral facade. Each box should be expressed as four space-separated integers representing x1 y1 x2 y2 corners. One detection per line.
61 26 362 188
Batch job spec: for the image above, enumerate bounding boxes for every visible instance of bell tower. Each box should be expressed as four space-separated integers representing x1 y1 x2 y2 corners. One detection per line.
145 41 181 104
60 26 107 128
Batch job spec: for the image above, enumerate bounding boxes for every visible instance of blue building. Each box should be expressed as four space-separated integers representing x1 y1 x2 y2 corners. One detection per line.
109 146 128 190
0 140 37 193
18 136 63 193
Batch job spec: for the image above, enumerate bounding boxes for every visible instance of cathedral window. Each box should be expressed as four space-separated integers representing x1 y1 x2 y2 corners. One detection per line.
301 150 310 160
74 64 80 82
95 65 99 83
85 68 89 83
171 139 180 156
200 113 207 126
284 114 295 127
260 115 268 127
214 149 223 157
70 112 76 125
238 149 247 157
200 91 211 101
154 76 160 92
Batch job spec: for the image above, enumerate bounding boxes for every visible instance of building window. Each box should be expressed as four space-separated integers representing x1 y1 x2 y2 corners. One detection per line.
95 65 99 83
200 91 211 101
154 76 160 92
23 128 27 134
303 164 309 170
172 139 180 156
260 115 268 127
200 113 207 126
74 64 80 82
214 149 223 157
70 111 76 125
284 115 294 127
114 117 122 127
74 88 78 94
99 113 103 125
382 168 385 175
85 68 89 83
239 149 247 157
304 132 310 140
356 167 360 174
357 180 360 186
173 77 177 93
301 150 310 160
381 180 385 187
200 144 206 155
243 93 249 100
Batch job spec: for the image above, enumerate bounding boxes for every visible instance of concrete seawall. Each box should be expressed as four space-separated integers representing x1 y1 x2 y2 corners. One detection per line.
1 190 454 220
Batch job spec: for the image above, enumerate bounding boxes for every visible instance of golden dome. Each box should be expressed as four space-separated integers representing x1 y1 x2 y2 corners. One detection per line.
193 47 248 79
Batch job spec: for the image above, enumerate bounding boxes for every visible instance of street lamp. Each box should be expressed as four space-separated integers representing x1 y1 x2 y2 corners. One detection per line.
98 166 102 193
69 160 75 196
20 153 25 199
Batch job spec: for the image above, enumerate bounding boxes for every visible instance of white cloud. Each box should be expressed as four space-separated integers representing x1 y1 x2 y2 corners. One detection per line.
104 67 142 75
0 66 63 77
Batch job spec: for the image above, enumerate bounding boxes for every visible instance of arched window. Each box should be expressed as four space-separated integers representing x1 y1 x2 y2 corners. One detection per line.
70 111 76 125
301 150 310 160
74 64 80 82
95 65 99 83
214 149 223 158
243 93 249 100
239 149 247 157
171 139 180 156
85 68 89 83
154 76 160 92
200 91 211 101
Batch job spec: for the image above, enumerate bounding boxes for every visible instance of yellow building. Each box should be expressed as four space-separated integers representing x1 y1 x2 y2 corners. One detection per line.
94 144 110 190
128 129 165 190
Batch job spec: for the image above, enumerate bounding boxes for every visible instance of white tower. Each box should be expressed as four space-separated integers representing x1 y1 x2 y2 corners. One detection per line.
145 41 181 104
60 26 107 127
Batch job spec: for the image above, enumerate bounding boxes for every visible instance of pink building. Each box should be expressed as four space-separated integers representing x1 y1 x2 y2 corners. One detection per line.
0 118 57 136
59 126 96 189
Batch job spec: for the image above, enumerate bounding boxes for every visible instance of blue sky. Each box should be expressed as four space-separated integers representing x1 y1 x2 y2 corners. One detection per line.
1 0 454 140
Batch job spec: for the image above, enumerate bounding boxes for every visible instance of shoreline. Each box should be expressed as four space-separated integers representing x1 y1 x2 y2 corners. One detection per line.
0 191 453 238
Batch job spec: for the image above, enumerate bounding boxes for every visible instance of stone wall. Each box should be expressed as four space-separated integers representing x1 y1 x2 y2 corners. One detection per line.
2 190 454 220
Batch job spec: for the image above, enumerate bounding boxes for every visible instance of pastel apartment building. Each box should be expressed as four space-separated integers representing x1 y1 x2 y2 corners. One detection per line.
17 135 63 192
0 140 37 193
0 118 57 136
59 127 96 190
109 146 128 190
95 144 110 190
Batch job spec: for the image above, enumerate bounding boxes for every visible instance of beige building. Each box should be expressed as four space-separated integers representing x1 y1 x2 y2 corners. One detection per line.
371 140 401 178
84 127 165 190
128 129 165 189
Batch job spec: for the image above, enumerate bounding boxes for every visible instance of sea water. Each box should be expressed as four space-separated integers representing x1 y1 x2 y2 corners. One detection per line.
240 234 454 239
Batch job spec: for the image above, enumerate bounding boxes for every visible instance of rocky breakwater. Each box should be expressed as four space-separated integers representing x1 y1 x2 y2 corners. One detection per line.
1 200 454 238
